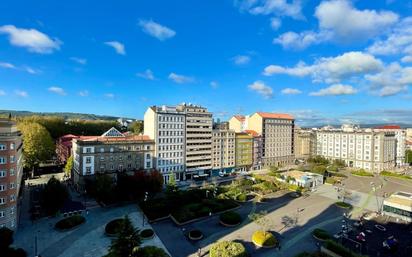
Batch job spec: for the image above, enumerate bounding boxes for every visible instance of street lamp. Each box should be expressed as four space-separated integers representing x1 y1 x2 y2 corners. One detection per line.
142 192 148 227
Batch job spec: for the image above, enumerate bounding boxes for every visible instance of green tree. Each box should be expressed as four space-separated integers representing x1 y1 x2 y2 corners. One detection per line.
42 176 69 215
106 216 141 257
64 155 73 177
128 121 143 134
18 122 55 170
0 227 27 257
135 246 169 257
312 165 327 175
95 175 115 203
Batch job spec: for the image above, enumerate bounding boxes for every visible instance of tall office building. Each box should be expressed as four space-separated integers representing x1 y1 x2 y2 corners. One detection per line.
373 125 406 167
294 128 315 160
316 125 396 172
144 106 186 183
0 119 23 230
211 129 236 175
180 104 213 179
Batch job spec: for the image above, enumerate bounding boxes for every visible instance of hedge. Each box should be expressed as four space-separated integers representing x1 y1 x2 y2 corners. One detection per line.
335 201 352 208
252 231 278 248
381 171 412 180
219 211 242 226
105 219 124 235
55 215 85 230
209 241 248 257
351 170 373 177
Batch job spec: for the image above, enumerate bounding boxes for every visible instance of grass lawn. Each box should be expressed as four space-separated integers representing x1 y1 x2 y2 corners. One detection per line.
381 171 412 180
351 170 373 177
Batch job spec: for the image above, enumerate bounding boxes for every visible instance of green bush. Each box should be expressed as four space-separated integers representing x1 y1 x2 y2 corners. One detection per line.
209 241 248 257
236 193 247 202
252 231 278 247
325 177 337 184
105 219 124 235
140 229 154 239
312 228 331 240
135 246 170 257
351 169 373 177
381 171 412 180
220 211 242 225
335 201 352 208
55 215 85 230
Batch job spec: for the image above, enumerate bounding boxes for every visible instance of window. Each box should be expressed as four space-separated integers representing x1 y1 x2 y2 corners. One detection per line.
0 211 4 218
0 185 4 191
0 157 6 164
0 171 5 177
110 147 114 153
86 147 92 153
10 207 14 215
9 169 14 176
10 183 15 189
85 167 92 174
86 157 92 164
100 148 105 153
0 144 6 150
10 195 15 202
10 143 14 150
10 156 15 163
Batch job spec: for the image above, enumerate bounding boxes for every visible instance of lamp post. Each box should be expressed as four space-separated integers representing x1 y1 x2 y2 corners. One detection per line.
142 192 148 227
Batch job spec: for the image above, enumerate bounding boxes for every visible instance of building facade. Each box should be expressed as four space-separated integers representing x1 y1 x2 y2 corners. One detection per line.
235 133 253 171
245 112 295 167
144 106 186 183
211 129 235 175
316 125 396 172
383 191 412 223
228 115 247 133
0 119 23 230
374 125 406 167
72 127 155 189
294 128 315 160
56 134 80 164
245 130 263 170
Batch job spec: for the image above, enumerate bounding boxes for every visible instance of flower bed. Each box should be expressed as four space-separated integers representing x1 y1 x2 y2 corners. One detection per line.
219 211 242 227
252 230 278 248
105 218 124 236
312 228 331 241
335 201 352 209
55 215 85 230
188 229 203 240
209 241 248 257
140 228 155 240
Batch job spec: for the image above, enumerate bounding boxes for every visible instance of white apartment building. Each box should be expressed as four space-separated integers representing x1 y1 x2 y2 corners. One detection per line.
144 106 186 183
211 129 236 175
373 125 406 167
316 125 396 172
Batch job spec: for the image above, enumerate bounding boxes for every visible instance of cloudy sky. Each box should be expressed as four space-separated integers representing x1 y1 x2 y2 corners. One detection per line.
0 0 412 126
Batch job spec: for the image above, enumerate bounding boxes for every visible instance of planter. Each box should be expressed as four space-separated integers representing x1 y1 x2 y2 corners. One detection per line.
252 231 278 248
55 215 85 231
335 202 351 209
105 218 124 237
140 228 155 240
188 229 203 241
219 211 242 227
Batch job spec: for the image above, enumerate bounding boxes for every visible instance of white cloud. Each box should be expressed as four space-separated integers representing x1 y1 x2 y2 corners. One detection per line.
270 17 281 30
309 84 357 96
0 25 61 54
139 20 176 41
105 93 115 98
0 62 16 69
402 56 412 63
315 0 398 43
104 41 126 55
232 55 251 65
273 31 326 50
237 0 303 20
168 73 195 84
281 88 302 95
0 90 5 96
79 90 89 97
48 86 66 96
264 51 383 83
210 81 219 88
365 62 412 96
15 90 28 98
248 80 273 99
70 57 87 65
137 69 155 80
367 17 412 56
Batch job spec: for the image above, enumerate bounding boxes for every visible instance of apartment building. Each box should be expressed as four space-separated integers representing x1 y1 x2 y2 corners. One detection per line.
374 125 406 167
295 128 315 160
56 134 80 164
72 127 155 189
245 112 295 167
316 125 396 172
0 119 23 230
228 115 247 133
244 130 263 170
180 104 213 179
144 106 186 183
235 133 253 171
211 129 236 175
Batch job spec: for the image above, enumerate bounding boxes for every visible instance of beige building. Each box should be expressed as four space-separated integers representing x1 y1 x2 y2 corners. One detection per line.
316 125 396 172
245 112 295 167
181 104 213 179
235 133 253 171
144 105 186 183
407 128 412 140
228 115 247 133
72 127 155 189
295 128 315 160
0 119 23 230
211 129 236 175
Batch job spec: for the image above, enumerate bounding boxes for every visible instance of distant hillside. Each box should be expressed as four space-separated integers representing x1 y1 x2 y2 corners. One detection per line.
0 110 132 121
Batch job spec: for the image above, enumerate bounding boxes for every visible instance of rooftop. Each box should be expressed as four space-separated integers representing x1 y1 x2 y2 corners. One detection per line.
384 191 412 208
233 115 245 122
374 125 401 130
256 112 294 120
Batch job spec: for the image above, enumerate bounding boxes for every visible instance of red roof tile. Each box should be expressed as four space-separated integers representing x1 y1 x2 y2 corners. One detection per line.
256 112 294 120
374 125 401 130
234 115 245 122
77 135 152 142
244 130 259 137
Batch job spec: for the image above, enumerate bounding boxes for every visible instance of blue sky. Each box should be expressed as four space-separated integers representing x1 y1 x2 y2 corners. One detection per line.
0 0 412 126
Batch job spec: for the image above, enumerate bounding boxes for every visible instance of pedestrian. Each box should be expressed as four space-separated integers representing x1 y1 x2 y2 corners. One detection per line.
86 209 89 215
198 248 202 257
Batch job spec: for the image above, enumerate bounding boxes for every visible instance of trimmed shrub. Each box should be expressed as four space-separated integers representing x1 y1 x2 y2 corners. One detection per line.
209 241 248 257
135 246 170 257
252 231 278 248
140 229 155 239
220 211 242 226
335 201 352 209
105 218 124 235
236 193 247 202
55 215 85 230
351 170 373 177
312 228 331 240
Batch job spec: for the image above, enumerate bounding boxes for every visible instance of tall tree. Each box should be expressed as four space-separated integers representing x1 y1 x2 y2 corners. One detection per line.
64 155 73 177
106 216 141 257
42 176 69 215
18 122 55 170
128 121 143 134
